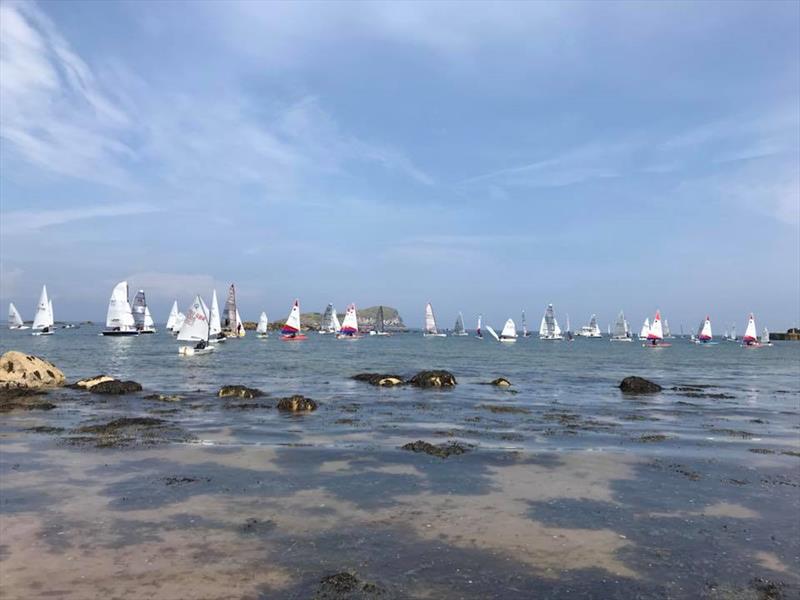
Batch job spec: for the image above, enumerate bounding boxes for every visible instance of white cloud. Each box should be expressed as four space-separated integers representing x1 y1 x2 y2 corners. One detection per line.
122 272 218 303
1 203 159 234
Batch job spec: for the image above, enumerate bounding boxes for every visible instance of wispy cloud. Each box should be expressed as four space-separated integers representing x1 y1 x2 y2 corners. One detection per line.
1 203 159 234
121 272 218 303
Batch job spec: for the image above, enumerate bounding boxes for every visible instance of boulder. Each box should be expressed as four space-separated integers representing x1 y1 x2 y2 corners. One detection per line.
0 351 65 389
73 375 116 389
409 370 457 388
351 373 405 386
0 388 56 412
619 376 662 394
490 377 512 387
217 385 264 398
89 380 143 395
401 440 470 458
276 395 317 412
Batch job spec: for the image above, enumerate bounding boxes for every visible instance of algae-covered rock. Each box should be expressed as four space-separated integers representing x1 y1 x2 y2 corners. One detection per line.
276 395 317 412
217 385 264 398
351 373 405 386
0 351 65 389
619 376 662 394
409 370 457 388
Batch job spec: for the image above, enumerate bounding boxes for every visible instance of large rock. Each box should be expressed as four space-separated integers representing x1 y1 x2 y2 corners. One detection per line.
409 370 457 388
276 395 318 412
619 376 662 394
217 385 264 398
490 377 512 387
73 375 116 389
401 440 470 458
89 380 143 395
0 351 65 389
351 373 405 386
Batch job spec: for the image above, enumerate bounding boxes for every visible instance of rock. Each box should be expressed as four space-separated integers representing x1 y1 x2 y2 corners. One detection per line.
0 388 56 412
276 395 317 412
73 375 116 389
351 373 405 386
0 351 65 389
401 440 470 458
408 370 457 388
217 385 264 398
68 417 193 448
315 572 384 599
144 393 182 402
479 404 530 414
490 377 512 387
89 380 143 395
619 376 662 394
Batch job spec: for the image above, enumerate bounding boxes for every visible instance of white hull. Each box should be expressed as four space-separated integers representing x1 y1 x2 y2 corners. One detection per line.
576 332 602 338
102 329 139 336
31 330 54 336
179 345 216 356
610 337 633 342
499 338 517 343
9 325 30 330
539 335 563 341
423 333 447 337
452 332 469 337
257 333 269 339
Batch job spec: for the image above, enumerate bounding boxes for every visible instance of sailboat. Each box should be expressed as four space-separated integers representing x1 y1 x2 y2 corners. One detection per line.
102 281 139 336
281 299 307 340
31 285 54 335
256 312 269 338
337 304 361 339
209 290 225 343
522 310 531 337
222 284 244 338
475 314 483 339
166 301 179 332
577 314 602 338
565 314 574 341
177 296 215 355
320 304 338 334
694 316 714 344
643 310 669 347
370 306 391 336
452 312 468 336
539 304 563 340
663 319 674 339
423 303 446 337
610 310 632 341
727 325 737 342
172 311 186 336
761 327 773 347
742 314 760 347
8 302 28 330
499 318 518 342
639 318 650 340
131 290 156 333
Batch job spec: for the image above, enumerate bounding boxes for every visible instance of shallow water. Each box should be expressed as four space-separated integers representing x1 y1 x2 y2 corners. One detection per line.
1 327 799 598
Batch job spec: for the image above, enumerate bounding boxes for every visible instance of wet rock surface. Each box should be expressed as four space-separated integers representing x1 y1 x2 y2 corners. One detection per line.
143 393 182 402
0 388 56 412
408 370 457 388
217 385 264 398
401 440 470 458
619 376 662 394
0 351 65 389
276 395 318 412
71 375 116 389
490 377 512 387
351 373 405 386
66 417 193 448
88 380 143 395
314 572 384 599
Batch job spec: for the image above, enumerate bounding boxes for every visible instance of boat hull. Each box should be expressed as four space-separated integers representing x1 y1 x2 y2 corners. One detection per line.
281 334 308 341
101 330 139 336
610 337 633 342
178 345 215 356
423 333 447 337
31 331 54 336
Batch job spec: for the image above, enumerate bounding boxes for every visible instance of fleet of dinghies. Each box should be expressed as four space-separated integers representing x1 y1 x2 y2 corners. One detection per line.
7 283 780 350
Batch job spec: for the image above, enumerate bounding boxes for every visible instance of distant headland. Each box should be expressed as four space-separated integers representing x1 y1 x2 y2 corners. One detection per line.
243 306 406 332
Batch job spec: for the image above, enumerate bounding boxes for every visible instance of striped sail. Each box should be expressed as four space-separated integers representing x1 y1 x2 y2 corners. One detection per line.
282 300 302 334
377 306 386 333
454 312 465 335
743 314 757 342
613 311 628 338
699 316 712 341
321 304 336 332
340 304 359 335
223 285 237 332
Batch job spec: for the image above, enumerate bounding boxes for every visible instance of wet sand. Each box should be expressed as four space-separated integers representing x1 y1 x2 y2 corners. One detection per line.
1 381 799 599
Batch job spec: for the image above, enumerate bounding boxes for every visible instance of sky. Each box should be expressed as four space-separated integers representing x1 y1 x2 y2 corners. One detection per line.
1 0 798 332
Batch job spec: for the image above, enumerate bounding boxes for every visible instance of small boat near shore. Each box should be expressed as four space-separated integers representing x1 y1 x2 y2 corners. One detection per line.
499 318 518 342
102 282 139 336
643 310 670 347
281 300 307 340
222 284 245 338
742 314 761 347
337 304 361 339
423 303 446 337
694 316 715 345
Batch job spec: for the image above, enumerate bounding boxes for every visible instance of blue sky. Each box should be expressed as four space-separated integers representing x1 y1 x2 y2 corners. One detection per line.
1 0 798 331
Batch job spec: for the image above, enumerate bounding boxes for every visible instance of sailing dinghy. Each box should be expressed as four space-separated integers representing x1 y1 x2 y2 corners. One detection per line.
577 314 602 338
132 290 156 333
499 318 518 342
522 310 531 337
102 281 139 336
423 303 446 337
539 304 563 340
208 290 225 343
257 312 269 338
8 303 28 330
177 296 215 355
742 314 761 347
320 304 338 334
452 312 468 336
639 318 650 340
281 300 307 340
31 285 54 335
761 327 772 347
644 310 669 347
610 310 632 341
222 284 244 338
235 309 245 338
370 306 391 336
694 316 714 344
166 301 179 332
337 304 361 339
475 314 483 339
172 312 186 336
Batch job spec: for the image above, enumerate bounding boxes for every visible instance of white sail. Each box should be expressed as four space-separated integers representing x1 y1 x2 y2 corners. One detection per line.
166 301 179 331
8 303 24 328
476 314 483 337
485 325 500 341
539 315 547 337
424 303 438 334
500 318 517 339
648 311 664 340
32 286 50 329
539 304 562 339
283 300 302 333
663 319 671 338
223 284 237 332
340 303 359 335
48 299 54 326
762 327 770 344
105 281 136 330
612 311 629 338
521 310 528 336
257 312 269 334
699 317 712 340
209 290 222 336
177 296 210 342
332 310 341 333
454 312 466 335
173 312 186 333
321 304 336 333
639 318 650 339
235 308 245 337
143 306 155 330
743 314 758 342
